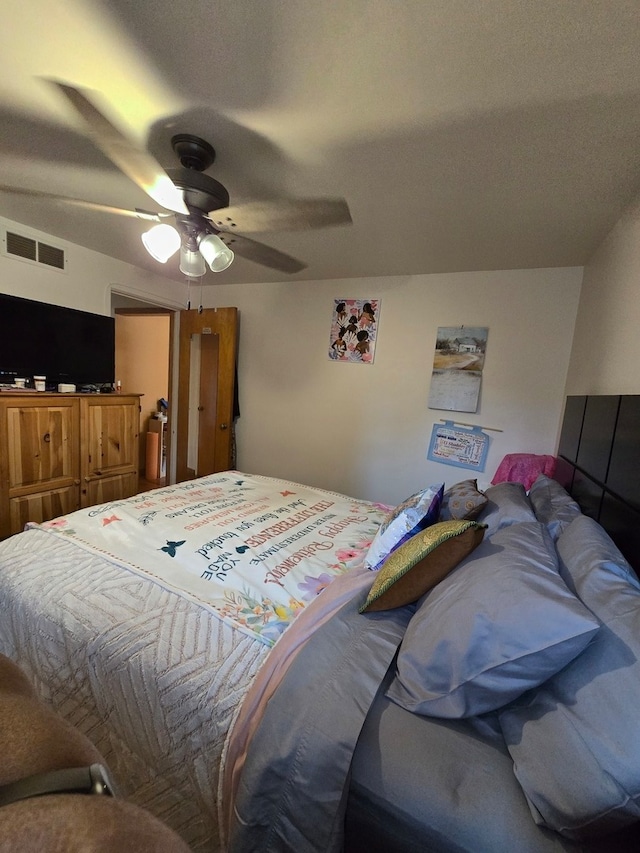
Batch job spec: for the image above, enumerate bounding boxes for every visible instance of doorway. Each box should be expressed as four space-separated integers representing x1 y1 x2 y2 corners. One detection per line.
111 295 239 489
111 293 173 488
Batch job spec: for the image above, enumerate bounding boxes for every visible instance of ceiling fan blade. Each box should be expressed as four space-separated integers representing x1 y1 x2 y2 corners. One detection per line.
0 184 168 221
50 81 188 215
218 233 307 274
208 198 352 233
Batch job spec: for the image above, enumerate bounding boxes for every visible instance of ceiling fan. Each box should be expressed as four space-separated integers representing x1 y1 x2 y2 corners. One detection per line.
0 82 352 276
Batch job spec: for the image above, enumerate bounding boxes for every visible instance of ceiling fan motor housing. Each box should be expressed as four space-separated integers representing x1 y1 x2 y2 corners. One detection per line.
168 134 229 214
166 167 230 215
171 134 216 171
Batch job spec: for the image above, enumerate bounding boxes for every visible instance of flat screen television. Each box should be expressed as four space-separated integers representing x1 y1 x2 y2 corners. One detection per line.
0 293 115 388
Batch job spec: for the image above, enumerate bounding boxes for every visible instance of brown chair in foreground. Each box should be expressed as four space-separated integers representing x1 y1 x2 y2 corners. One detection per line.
0 654 190 852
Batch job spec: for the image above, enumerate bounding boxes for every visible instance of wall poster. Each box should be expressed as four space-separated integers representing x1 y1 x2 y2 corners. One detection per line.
428 326 488 413
427 421 490 472
328 298 379 364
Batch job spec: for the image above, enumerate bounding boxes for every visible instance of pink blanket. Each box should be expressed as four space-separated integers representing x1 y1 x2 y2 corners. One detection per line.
491 453 557 491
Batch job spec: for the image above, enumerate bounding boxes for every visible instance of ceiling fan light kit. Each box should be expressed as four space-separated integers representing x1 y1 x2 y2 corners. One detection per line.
1 83 352 277
143 217 233 274
179 246 206 278
141 222 181 263
197 232 234 273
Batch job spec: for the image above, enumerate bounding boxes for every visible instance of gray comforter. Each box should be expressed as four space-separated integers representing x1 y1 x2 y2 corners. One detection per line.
229 587 413 852
228 573 576 853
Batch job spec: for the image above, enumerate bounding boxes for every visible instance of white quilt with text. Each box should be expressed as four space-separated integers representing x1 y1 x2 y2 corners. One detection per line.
32 472 388 645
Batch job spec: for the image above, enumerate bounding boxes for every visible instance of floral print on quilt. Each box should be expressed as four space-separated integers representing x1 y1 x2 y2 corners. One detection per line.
33 472 389 646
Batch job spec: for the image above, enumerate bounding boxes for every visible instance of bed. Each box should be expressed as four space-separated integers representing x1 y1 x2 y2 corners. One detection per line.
0 394 639 852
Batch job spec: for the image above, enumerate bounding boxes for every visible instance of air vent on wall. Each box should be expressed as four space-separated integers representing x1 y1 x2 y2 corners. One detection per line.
6 231 36 261
5 231 66 270
37 241 65 269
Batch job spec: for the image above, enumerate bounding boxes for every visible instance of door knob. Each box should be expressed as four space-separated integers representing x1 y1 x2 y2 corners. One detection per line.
219 423 228 430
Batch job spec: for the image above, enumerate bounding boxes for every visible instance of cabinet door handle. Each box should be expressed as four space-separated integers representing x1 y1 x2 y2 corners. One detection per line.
43 433 51 443
219 423 228 430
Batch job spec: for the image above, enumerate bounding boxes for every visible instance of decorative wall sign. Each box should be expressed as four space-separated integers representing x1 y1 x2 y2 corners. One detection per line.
328 298 379 363
428 326 488 412
427 421 491 471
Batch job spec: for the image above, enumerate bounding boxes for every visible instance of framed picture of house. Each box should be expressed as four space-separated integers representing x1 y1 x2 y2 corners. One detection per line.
428 326 488 413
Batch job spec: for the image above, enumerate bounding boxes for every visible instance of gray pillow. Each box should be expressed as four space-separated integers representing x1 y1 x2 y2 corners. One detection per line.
528 474 582 540
386 521 599 718
499 515 640 839
475 481 537 537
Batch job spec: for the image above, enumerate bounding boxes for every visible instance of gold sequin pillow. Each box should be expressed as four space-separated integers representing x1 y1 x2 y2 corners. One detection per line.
359 520 486 613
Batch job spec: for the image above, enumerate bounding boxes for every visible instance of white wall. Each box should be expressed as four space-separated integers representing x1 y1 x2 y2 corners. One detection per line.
205 267 582 505
1 213 586 506
1 215 184 314
565 194 640 395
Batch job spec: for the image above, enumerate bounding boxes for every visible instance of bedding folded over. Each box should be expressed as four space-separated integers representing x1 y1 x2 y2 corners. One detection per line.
229 584 413 853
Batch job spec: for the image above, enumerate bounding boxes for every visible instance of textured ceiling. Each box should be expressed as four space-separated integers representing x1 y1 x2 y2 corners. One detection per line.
1 0 640 285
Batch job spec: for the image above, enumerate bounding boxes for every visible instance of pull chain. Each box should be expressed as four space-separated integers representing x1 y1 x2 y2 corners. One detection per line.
185 275 204 311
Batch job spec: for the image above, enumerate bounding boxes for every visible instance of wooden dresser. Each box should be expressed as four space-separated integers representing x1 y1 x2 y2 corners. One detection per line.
0 393 141 538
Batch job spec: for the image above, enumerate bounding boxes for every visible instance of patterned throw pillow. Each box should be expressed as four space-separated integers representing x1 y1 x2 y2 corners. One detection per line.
439 479 487 521
360 520 486 612
364 484 444 571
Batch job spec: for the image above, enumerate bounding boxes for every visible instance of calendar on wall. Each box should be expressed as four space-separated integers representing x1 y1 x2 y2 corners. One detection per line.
428 326 488 413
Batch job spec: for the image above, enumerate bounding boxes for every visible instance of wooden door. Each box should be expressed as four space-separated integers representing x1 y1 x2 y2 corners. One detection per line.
174 308 238 483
